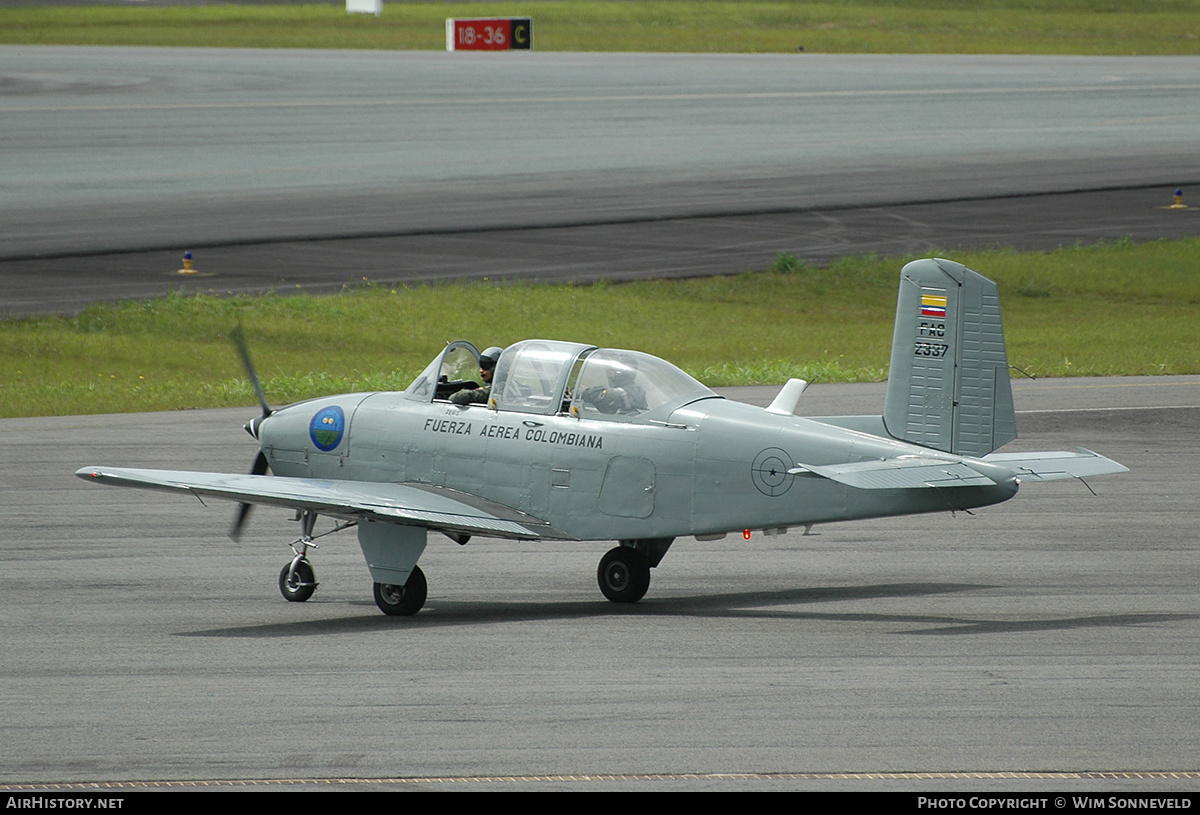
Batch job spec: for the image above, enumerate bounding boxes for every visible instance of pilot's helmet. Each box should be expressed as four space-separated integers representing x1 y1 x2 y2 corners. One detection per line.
479 346 504 371
607 354 638 387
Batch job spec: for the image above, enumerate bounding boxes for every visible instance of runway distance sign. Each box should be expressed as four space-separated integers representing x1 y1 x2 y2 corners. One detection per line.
446 18 533 51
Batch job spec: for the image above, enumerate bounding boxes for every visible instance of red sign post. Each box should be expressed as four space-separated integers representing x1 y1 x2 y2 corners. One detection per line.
446 18 533 51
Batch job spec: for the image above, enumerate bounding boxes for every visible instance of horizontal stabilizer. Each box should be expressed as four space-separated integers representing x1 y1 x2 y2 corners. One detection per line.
789 457 1002 490
982 448 1129 482
75 466 571 540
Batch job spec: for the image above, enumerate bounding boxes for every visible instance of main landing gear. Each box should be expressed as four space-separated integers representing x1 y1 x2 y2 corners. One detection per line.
598 547 650 603
597 538 674 604
372 566 428 616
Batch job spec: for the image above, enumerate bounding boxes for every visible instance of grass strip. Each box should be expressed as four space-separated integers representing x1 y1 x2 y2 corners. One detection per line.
3 238 1198 418
1 1 1198 54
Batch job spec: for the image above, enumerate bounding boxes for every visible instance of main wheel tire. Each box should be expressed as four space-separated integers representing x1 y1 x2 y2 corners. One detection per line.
597 546 650 603
373 565 427 616
279 559 317 602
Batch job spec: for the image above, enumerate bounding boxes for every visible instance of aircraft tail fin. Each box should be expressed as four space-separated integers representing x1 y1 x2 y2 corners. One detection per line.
882 258 1017 457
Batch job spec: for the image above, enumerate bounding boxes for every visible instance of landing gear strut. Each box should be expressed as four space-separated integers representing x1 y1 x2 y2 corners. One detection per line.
278 509 322 602
373 565 428 616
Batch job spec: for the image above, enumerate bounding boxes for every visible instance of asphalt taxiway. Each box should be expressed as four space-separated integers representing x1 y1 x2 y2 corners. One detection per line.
1 378 1197 790
2 48 1198 315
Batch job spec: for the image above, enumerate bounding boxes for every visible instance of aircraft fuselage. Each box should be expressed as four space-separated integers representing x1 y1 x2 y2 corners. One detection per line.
259 391 1019 543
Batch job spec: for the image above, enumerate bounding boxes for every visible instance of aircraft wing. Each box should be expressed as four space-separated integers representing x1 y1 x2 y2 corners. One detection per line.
981 448 1129 482
75 466 572 540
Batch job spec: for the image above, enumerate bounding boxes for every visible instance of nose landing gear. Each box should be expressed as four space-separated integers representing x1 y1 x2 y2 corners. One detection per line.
279 557 317 602
275 509 358 604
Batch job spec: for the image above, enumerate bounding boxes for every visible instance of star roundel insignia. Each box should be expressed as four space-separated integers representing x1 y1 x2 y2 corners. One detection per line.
751 447 794 497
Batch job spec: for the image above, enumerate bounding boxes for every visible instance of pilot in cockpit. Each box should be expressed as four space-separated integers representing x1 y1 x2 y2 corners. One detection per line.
450 346 504 405
581 354 648 414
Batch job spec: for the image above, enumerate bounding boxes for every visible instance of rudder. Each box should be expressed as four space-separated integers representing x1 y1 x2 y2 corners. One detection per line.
883 258 1017 457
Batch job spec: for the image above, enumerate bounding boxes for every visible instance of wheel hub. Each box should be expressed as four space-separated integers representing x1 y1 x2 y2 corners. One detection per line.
605 563 630 591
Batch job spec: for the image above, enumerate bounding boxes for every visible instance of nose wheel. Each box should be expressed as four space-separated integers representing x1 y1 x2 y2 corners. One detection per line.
279 558 317 602
598 546 651 603
277 510 324 603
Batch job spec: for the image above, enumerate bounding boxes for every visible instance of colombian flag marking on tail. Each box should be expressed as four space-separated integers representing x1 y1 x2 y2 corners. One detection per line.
920 293 947 318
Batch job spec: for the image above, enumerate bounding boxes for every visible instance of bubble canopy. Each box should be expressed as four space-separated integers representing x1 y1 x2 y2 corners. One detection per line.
406 339 718 421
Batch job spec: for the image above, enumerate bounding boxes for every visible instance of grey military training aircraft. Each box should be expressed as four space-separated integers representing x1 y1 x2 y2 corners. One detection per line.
77 259 1126 616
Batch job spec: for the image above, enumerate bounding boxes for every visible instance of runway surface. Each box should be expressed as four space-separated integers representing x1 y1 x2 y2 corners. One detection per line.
2 377 1198 790
2 48 1198 315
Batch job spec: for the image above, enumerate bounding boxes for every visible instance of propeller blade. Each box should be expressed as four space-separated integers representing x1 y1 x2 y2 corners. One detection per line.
231 324 271 420
229 451 270 542
250 449 270 476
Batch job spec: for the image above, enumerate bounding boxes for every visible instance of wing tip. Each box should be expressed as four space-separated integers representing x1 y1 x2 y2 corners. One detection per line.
1075 447 1130 474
